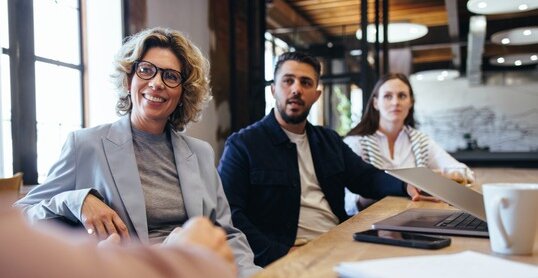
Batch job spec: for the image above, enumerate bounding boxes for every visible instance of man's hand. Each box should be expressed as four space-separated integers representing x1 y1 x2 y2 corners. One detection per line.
81 194 130 242
163 217 236 275
288 246 301 253
406 184 440 202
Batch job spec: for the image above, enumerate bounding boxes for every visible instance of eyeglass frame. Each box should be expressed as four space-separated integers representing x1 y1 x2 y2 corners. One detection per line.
133 60 184 88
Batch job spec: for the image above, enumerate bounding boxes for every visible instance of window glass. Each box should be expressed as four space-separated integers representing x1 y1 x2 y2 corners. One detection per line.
264 33 289 115
0 0 8 49
350 84 363 126
33 0 80 64
0 54 12 176
35 61 82 182
85 0 123 126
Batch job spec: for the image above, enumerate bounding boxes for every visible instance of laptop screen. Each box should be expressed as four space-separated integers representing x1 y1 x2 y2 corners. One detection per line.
385 167 486 221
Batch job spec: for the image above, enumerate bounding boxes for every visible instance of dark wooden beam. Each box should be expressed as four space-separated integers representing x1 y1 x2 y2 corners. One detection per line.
8 0 38 183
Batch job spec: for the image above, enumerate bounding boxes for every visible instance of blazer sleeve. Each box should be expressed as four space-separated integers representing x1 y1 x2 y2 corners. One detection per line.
202 143 261 277
14 132 95 224
218 136 289 267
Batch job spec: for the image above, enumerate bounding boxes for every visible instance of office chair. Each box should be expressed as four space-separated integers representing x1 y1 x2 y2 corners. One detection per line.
0 172 24 192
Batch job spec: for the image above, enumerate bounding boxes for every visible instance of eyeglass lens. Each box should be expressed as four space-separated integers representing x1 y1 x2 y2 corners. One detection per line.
135 61 182 88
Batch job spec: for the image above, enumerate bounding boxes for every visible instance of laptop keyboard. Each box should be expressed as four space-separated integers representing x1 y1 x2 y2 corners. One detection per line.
435 212 488 231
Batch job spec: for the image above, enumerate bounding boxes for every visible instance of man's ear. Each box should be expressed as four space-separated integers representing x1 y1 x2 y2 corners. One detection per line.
314 89 322 102
271 84 276 97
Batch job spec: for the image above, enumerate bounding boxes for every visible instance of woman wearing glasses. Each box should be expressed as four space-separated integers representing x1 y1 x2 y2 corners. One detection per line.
16 27 259 277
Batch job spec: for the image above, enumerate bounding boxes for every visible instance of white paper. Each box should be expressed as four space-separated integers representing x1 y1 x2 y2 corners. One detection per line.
334 251 538 278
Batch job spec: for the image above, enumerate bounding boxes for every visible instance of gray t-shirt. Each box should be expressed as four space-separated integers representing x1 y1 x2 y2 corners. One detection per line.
132 127 188 244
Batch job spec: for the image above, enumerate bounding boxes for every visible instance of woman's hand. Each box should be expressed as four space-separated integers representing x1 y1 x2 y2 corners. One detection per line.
81 194 130 242
406 184 440 202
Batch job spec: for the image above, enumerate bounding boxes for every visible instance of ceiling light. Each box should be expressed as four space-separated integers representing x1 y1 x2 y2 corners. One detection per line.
469 16 487 32
349 49 362 56
467 0 538 14
355 23 428 43
490 53 538 66
491 27 538 45
410 69 460 82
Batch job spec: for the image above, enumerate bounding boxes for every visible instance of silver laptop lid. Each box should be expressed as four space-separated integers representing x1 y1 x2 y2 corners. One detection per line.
385 167 486 221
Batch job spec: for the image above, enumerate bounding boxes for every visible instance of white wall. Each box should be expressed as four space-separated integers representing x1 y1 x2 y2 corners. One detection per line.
411 72 538 152
147 0 222 158
85 0 123 126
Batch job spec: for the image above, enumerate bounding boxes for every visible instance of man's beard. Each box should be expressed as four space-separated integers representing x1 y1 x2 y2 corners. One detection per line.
276 97 310 124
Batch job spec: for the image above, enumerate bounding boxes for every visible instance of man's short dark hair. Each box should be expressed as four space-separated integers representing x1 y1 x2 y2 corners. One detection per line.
273 52 321 82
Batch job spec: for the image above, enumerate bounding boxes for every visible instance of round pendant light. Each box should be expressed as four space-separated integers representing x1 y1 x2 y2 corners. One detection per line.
355 23 428 43
467 0 538 15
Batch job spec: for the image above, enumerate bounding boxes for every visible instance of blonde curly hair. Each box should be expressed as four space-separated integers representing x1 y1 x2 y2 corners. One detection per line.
111 27 211 131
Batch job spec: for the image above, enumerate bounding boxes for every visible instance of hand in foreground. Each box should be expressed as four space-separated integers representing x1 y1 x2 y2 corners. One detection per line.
288 246 301 253
81 194 130 242
406 184 440 202
97 233 121 248
163 217 237 275
441 167 475 186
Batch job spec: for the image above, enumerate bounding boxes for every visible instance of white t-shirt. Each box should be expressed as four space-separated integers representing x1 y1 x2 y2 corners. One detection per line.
282 128 339 245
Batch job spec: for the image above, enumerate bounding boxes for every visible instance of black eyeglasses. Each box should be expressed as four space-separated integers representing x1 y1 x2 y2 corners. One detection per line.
134 60 183 88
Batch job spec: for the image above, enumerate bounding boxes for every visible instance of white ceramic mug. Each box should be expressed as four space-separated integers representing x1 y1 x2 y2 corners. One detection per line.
482 183 538 255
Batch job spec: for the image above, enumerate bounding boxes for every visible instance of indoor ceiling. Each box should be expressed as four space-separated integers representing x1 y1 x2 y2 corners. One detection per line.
266 0 538 80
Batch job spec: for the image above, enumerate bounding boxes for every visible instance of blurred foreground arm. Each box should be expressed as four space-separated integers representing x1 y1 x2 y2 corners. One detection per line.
0 207 235 278
163 217 237 275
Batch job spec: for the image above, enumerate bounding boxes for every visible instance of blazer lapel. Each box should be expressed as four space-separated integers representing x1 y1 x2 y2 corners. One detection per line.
102 116 149 242
171 130 204 218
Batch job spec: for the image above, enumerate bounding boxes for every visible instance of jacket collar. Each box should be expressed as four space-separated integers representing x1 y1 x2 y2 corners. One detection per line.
107 115 133 145
103 116 203 241
261 109 315 145
104 116 149 241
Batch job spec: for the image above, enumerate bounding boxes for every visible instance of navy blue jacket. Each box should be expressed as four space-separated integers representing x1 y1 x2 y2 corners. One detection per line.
218 110 406 267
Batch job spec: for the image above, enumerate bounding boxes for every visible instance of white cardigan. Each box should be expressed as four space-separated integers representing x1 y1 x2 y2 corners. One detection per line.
343 128 470 215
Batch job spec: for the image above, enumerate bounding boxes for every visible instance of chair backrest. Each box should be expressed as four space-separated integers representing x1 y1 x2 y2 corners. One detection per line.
0 172 24 192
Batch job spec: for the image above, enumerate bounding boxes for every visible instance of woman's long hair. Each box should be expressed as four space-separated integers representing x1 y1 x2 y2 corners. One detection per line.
347 73 416 136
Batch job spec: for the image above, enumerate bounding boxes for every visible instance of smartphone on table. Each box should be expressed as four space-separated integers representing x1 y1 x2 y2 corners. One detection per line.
353 229 451 250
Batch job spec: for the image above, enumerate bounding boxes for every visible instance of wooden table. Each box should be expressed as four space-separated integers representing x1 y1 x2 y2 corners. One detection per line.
0 184 37 206
0 190 20 206
254 168 538 278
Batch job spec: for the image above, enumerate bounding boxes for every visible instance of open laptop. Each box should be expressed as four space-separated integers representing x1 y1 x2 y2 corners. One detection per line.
372 167 488 237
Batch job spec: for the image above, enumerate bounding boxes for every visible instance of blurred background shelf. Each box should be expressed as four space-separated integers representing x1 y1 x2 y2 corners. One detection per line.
451 151 538 167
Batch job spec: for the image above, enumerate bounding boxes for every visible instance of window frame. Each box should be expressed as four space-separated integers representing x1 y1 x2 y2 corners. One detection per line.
5 0 85 184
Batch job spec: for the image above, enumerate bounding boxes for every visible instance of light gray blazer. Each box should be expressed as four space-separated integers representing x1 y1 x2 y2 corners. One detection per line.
16 116 260 277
